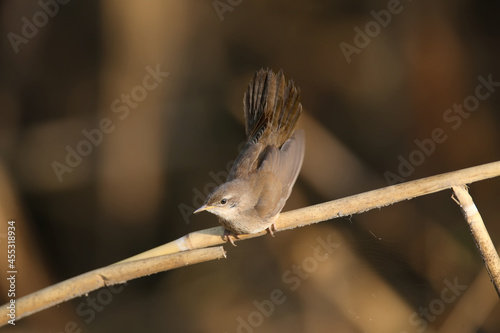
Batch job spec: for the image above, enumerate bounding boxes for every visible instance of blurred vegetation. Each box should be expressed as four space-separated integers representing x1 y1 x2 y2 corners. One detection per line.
0 0 499 332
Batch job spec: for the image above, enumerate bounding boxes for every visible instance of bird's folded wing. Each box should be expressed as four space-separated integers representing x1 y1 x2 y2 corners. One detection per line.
257 129 305 217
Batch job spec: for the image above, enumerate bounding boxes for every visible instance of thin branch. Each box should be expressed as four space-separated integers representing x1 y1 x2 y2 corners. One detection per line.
452 185 500 297
122 160 500 261
2 160 500 326
0 247 226 326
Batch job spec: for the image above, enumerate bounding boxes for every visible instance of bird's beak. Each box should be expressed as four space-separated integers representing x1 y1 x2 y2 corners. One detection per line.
194 204 212 214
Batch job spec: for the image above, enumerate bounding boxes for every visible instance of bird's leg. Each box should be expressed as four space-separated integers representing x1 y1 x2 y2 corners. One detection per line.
223 229 240 246
266 223 277 237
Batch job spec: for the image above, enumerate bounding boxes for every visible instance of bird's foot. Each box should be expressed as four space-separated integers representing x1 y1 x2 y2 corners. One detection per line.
223 229 240 246
266 223 277 237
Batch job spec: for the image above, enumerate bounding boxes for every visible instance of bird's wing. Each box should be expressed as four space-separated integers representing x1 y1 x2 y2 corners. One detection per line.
226 141 263 181
256 129 305 218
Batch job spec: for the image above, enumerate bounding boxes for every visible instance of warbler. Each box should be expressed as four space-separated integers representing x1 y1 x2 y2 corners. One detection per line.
194 69 305 244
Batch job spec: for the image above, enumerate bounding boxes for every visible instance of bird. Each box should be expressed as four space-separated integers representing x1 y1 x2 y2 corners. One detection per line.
194 68 305 245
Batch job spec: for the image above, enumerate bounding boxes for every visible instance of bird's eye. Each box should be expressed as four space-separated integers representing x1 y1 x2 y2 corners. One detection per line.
220 198 227 205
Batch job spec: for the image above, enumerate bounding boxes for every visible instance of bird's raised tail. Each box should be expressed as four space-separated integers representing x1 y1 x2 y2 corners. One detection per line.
243 69 302 148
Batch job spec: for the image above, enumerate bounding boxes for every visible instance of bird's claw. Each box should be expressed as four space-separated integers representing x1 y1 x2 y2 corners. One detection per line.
266 223 277 237
223 229 240 246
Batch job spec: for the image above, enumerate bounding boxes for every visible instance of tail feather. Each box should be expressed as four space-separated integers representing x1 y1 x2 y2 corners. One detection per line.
276 79 301 144
243 69 269 139
243 69 302 148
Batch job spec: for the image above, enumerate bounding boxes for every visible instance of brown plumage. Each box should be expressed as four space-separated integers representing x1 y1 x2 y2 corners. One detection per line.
194 69 305 241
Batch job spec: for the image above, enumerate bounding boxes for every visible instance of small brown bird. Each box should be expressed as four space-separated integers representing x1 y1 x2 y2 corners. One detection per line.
194 69 305 244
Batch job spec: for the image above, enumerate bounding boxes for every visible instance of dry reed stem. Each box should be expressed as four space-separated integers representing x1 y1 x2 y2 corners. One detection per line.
0 247 226 326
452 185 500 297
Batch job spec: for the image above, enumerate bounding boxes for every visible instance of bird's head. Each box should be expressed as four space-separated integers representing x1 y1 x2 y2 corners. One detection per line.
193 180 249 221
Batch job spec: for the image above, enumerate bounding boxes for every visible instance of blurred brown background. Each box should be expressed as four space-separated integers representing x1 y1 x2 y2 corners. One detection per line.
0 0 499 332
